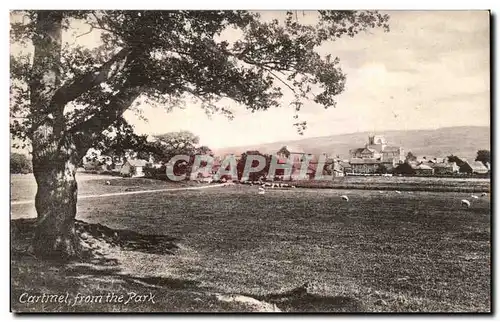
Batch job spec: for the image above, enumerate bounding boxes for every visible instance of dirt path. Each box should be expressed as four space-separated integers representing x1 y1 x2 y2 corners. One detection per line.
11 183 232 206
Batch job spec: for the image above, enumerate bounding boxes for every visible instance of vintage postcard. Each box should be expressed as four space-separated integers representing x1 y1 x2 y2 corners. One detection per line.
10 10 490 313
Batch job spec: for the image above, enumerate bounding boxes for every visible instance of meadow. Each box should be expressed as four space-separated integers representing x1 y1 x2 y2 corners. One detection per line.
10 175 491 312
293 175 490 193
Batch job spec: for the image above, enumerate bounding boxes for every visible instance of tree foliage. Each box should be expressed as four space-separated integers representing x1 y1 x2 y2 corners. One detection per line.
10 153 32 174
237 150 271 181
447 155 465 167
11 10 390 148
375 163 388 174
150 130 201 163
393 162 414 175
405 151 417 162
475 150 490 166
9 10 390 258
92 117 151 162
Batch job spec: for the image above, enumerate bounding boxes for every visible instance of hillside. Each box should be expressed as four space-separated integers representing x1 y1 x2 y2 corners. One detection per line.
213 126 490 161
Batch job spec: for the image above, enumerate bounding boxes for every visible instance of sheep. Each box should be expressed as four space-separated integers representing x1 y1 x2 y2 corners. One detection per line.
461 199 471 208
395 191 402 194
341 195 349 202
105 180 111 185
291 185 296 188
471 195 479 199
481 192 488 197
379 191 384 194
258 187 266 195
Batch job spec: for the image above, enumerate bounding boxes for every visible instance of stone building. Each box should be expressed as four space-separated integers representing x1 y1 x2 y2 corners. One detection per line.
348 135 405 174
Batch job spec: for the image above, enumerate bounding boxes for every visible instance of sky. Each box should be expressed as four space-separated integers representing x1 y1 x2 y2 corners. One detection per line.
124 10 490 149
11 11 490 150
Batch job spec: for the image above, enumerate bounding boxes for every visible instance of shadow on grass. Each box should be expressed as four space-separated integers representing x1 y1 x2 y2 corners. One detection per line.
11 218 179 256
249 283 364 312
11 218 208 312
11 218 365 312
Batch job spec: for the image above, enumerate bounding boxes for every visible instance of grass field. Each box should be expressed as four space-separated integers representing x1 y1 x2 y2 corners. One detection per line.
293 176 490 193
10 176 491 312
10 173 200 203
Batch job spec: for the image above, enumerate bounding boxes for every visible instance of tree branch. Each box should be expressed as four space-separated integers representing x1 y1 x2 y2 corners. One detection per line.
51 47 133 106
262 67 296 93
76 25 94 39
69 84 143 138
90 12 116 35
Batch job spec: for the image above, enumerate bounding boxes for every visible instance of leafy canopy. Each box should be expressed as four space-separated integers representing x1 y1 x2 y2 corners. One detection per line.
475 150 490 166
10 152 33 174
10 10 389 150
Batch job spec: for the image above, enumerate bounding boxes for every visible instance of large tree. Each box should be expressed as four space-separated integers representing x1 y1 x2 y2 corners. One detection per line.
93 117 151 164
150 130 200 163
10 10 389 258
237 150 272 181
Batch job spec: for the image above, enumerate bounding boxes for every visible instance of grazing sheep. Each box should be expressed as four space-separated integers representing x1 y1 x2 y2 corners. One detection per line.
471 195 479 199
341 195 349 202
407 191 413 194
291 185 296 188
105 180 111 185
395 191 402 194
258 187 266 195
379 191 384 194
461 199 471 208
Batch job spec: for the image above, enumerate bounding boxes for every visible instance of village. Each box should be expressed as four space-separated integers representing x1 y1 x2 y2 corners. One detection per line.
80 134 491 181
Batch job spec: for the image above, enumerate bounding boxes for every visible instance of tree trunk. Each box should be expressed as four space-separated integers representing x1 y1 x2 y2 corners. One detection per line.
25 11 140 259
32 155 82 259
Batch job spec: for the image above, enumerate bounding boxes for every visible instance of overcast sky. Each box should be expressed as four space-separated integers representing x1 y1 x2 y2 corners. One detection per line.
124 10 490 148
11 11 490 149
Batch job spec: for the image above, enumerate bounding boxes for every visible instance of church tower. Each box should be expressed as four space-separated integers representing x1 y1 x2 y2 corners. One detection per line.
366 134 387 152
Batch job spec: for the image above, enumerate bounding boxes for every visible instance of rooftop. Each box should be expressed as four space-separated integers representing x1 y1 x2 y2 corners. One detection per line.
382 146 401 152
467 161 488 170
350 158 380 165
278 145 305 155
127 159 148 167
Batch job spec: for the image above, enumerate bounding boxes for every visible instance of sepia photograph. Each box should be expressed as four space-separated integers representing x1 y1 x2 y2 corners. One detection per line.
9 8 491 313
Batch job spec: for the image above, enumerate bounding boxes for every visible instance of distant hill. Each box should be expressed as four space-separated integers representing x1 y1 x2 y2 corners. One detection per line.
213 126 490 161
